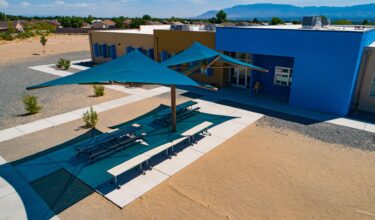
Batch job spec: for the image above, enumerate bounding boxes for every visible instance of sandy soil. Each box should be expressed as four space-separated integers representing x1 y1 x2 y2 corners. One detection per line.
0 85 126 130
0 34 90 64
0 93 190 162
58 123 375 220
2 92 375 219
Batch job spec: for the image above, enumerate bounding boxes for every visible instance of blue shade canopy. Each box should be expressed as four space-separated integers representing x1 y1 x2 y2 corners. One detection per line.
27 50 199 90
161 42 268 72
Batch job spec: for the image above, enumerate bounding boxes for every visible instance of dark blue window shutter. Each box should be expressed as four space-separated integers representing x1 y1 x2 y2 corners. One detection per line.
126 46 134 54
148 49 154 60
93 43 100 57
102 44 108 58
110 45 117 59
161 51 168 61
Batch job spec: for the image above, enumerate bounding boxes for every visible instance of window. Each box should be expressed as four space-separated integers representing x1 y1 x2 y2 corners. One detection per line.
370 75 375 97
274 66 293 87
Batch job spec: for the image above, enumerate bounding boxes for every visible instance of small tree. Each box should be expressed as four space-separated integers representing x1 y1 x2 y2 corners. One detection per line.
252 18 259 24
93 85 105 97
216 10 227 24
40 35 47 54
22 94 42 114
83 107 98 128
363 19 369 25
142 14 152 21
7 21 16 33
269 17 284 25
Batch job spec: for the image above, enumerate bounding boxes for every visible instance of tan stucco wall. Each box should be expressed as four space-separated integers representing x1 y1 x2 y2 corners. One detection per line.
354 46 375 113
90 31 154 64
154 30 229 88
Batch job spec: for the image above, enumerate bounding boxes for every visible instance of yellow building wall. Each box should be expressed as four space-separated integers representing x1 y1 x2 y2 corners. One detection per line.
89 31 154 64
154 30 229 88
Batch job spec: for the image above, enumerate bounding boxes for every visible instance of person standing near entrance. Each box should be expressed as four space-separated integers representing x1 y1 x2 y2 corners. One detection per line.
253 81 262 95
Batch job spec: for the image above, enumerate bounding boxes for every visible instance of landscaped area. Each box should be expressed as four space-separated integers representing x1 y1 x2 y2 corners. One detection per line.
1 31 375 220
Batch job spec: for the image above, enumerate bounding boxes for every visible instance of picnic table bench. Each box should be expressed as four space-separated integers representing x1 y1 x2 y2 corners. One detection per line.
74 124 144 163
181 121 213 143
107 136 188 187
153 101 199 124
107 154 151 185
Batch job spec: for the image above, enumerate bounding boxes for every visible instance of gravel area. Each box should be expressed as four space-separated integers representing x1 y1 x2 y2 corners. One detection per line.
0 51 126 130
257 116 375 151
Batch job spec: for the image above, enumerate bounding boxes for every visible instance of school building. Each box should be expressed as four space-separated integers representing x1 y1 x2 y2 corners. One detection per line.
89 23 375 116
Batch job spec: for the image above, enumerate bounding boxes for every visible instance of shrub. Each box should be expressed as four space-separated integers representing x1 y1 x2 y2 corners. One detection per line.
83 107 98 128
0 32 14 41
22 94 42 114
93 85 105 97
56 58 71 70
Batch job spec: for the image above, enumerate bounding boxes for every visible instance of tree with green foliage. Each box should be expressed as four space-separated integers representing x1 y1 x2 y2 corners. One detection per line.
252 18 259 24
332 20 352 25
142 14 152 21
0 12 6 21
83 107 98 128
113 16 125 28
363 19 369 25
40 35 47 54
130 18 146 28
292 20 301 24
269 17 284 25
216 10 227 24
7 21 16 33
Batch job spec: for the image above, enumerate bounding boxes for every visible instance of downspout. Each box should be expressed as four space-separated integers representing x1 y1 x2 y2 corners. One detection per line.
88 31 94 63
355 49 372 114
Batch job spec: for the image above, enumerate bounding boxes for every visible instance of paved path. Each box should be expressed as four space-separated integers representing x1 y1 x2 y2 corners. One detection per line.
185 86 375 134
0 86 170 143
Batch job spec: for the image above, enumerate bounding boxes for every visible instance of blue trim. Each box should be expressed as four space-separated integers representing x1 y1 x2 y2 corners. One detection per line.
93 43 100 57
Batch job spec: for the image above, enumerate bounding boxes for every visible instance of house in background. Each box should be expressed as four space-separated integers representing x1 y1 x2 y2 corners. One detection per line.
0 21 24 32
92 19 116 29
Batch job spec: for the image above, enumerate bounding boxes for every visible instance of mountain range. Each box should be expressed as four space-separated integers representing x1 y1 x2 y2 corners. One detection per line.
196 3 375 20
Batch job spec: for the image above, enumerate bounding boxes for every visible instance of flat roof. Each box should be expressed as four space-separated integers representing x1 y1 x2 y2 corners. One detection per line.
93 25 171 35
224 24 375 32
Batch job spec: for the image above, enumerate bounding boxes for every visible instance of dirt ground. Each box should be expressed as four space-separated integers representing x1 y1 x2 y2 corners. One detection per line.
0 34 90 64
1 90 375 219
55 120 375 220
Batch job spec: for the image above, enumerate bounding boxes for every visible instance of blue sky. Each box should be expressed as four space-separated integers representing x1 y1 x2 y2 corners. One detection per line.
0 0 374 17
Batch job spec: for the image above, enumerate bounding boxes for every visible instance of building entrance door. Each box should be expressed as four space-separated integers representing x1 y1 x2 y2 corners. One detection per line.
230 67 250 89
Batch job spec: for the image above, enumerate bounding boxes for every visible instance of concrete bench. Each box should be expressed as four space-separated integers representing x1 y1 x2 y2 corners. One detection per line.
181 121 213 143
107 154 151 185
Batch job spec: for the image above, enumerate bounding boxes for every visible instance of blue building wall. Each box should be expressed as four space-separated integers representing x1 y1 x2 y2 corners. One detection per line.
252 54 294 99
216 27 375 116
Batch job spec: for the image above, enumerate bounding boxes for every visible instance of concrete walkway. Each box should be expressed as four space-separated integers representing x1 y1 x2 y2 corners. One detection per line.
0 86 170 143
101 97 263 207
185 86 375 134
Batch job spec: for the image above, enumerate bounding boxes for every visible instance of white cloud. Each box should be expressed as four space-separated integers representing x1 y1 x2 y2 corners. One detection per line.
0 0 8 8
20 1 30 7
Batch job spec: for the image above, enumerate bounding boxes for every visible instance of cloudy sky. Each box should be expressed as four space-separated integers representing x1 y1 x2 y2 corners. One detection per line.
0 0 373 17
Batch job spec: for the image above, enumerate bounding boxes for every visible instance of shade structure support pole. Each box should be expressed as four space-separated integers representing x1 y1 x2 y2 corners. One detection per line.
171 85 177 132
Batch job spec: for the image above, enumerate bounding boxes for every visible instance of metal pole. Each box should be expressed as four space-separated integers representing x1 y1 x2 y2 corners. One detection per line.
171 85 177 132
